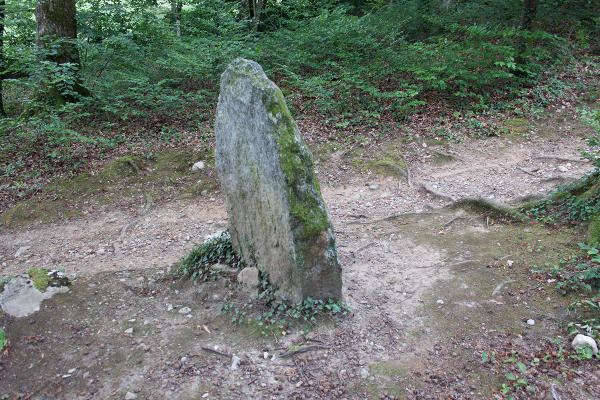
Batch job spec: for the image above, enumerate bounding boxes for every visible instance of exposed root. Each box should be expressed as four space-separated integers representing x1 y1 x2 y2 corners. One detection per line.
446 198 527 222
510 193 547 205
376 160 411 188
351 242 376 259
535 155 589 163
517 166 538 176
419 183 457 202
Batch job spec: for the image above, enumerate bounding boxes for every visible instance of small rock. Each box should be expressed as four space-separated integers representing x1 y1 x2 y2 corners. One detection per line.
202 393 209 398
181 356 188 363
68 368 76 374
124 327 134 334
192 161 205 171
238 267 260 288
571 334 598 355
14 246 31 258
167 304 173 311
201 190 208 196
231 355 241 370
178 307 192 314
125 392 137 400
558 165 569 172
360 367 370 379
436 299 444 305
526 319 535 326
368 184 379 191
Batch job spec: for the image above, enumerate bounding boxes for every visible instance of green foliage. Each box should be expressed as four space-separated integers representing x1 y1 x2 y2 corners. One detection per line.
220 277 351 335
532 243 600 340
172 231 245 281
0 329 6 352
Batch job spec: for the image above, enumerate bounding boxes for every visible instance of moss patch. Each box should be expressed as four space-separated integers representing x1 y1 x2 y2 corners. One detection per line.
28 268 51 292
266 87 330 239
1 148 214 228
370 360 408 378
587 213 600 245
503 118 530 135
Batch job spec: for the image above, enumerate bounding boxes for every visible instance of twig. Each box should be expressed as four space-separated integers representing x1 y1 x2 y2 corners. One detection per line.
492 280 516 296
201 346 232 358
449 259 479 266
517 167 538 177
442 216 466 228
279 345 330 359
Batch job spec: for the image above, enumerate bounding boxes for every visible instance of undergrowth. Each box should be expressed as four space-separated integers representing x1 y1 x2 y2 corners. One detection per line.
173 230 350 335
220 279 350 336
172 230 245 281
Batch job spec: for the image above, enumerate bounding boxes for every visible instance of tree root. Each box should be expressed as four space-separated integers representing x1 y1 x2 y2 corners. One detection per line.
419 183 457 202
446 198 527 222
535 155 589 163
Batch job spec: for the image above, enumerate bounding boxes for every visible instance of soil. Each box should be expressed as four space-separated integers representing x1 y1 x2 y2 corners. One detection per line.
1 105 600 399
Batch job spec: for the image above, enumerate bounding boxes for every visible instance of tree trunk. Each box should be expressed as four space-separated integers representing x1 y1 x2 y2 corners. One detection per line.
515 0 538 70
0 0 5 116
36 0 79 65
36 0 87 106
170 1 182 36
253 0 262 31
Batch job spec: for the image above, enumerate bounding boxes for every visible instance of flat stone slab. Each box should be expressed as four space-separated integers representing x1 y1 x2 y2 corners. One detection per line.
214 58 342 303
0 276 69 318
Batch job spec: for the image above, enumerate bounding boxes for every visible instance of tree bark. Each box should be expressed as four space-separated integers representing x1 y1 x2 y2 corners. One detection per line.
36 0 80 65
515 0 538 70
170 1 182 36
36 0 87 105
0 0 5 116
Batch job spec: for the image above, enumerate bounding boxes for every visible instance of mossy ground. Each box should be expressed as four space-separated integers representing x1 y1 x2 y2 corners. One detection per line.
1 148 216 228
503 118 531 135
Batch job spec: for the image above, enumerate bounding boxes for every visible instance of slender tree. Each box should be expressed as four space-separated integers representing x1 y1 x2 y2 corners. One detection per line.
515 0 538 72
0 0 5 116
170 0 182 36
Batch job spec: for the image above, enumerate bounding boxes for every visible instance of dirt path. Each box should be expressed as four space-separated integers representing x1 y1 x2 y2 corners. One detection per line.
1 110 600 399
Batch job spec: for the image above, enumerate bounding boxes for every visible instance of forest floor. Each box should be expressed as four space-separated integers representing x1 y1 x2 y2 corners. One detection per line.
1 101 600 399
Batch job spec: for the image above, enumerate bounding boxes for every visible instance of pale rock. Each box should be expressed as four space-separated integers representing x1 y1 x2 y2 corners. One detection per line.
178 306 191 314
238 267 260 289
14 246 30 258
124 327 134 334
571 334 598 355
526 319 535 326
192 161 205 171
231 355 241 370
125 392 137 400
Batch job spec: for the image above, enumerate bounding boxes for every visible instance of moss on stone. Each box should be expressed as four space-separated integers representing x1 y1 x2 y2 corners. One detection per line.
266 88 330 239
28 268 51 292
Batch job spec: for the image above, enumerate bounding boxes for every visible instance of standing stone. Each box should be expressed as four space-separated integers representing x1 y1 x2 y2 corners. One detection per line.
214 58 342 303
